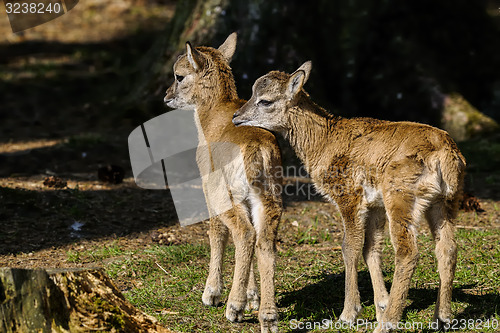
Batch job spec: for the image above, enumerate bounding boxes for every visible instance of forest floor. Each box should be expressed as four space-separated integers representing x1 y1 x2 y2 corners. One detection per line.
1 1 500 332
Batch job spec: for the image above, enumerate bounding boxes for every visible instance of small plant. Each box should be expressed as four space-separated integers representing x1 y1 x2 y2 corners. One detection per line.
296 226 317 245
319 229 331 242
66 250 81 263
88 243 125 261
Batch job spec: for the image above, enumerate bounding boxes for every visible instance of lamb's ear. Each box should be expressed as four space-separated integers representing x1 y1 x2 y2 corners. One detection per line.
294 61 312 84
186 42 204 71
286 70 306 99
218 32 237 62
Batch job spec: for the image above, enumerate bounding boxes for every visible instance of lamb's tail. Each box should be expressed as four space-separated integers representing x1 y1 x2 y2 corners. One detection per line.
435 141 466 217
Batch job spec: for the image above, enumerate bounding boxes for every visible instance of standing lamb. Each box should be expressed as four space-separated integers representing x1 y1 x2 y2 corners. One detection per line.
232 61 466 332
164 33 282 333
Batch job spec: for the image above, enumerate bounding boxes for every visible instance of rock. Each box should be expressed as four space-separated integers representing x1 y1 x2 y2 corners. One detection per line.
43 176 67 188
441 93 499 142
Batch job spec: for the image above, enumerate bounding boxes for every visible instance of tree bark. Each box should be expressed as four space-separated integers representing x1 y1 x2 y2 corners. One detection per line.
0 267 172 333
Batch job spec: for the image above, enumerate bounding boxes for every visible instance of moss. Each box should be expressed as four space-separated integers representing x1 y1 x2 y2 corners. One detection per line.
90 296 126 330
441 93 499 141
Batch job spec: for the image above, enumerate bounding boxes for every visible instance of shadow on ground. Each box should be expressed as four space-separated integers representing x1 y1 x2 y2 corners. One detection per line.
0 181 178 255
280 270 500 333
0 26 176 256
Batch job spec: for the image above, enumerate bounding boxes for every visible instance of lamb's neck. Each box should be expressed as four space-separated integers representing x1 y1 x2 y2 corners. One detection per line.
194 95 240 141
196 95 236 120
193 108 207 144
285 95 340 175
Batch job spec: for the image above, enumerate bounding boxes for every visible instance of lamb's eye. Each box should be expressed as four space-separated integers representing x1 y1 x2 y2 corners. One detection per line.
175 75 185 82
258 99 273 107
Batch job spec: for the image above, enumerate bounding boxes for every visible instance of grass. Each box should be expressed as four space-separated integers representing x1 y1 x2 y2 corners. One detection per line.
295 215 335 245
458 135 500 173
74 224 500 332
67 242 126 263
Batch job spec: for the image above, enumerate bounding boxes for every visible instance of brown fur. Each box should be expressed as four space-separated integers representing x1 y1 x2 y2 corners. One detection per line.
233 61 466 332
164 33 282 333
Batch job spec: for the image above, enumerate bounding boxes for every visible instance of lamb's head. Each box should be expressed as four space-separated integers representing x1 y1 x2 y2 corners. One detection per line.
164 33 238 109
232 61 312 133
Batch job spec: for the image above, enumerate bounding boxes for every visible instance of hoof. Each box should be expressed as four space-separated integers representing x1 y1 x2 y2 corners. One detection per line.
339 304 361 324
202 286 222 307
225 300 246 322
259 307 278 333
431 315 452 331
245 288 260 311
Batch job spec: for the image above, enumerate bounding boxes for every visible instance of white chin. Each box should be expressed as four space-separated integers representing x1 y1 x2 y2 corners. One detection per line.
166 101 178 108
238 120 260 127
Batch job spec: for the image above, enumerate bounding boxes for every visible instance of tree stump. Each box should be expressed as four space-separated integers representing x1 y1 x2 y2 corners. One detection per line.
0 267 173 333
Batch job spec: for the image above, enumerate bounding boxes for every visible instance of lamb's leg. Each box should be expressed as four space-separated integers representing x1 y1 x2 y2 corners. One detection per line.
202 216 229 306
426 203 457 328
223 207 256 323
245 263 260 311
338 197 365 324
363 207 389 322
251 190 281 333
375 193 419 333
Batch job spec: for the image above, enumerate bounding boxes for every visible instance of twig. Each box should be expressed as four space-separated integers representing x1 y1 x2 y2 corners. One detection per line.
291 273 306 284
155 262 169 275
456 225 484 230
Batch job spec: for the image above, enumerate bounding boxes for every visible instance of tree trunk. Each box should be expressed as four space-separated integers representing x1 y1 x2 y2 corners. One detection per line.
0 268 172 333
134 0 500 133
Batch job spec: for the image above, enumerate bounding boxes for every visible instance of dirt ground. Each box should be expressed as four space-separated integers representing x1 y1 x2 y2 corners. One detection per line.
0 0 170 253
1 1 500 327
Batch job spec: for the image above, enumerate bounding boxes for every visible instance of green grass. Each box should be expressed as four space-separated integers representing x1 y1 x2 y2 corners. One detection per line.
67 242 126 263
296 216 333 245
78 227 500 332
